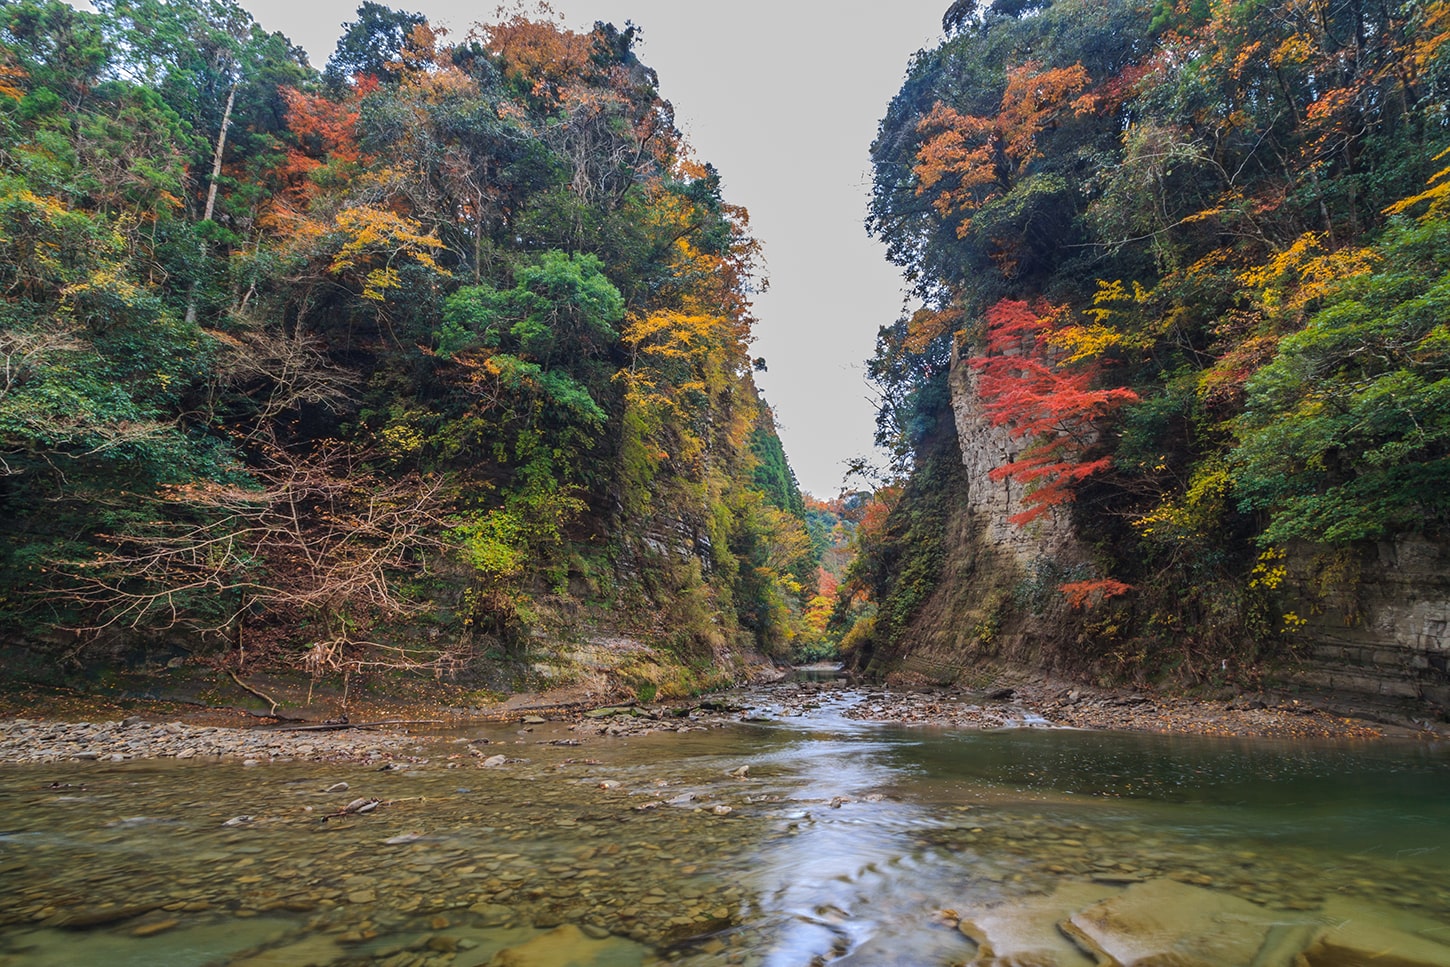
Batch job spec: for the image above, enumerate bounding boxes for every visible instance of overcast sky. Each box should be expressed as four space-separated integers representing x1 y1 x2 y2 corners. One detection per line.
82 0 948 494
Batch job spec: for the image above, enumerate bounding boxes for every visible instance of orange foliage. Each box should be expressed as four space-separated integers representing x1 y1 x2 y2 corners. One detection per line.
1413 1 1450 72
0 62 25 102
1073 62 1152 116
914 61 1090 237
1059 579 1133 610
276 88 365 208
803 493 846 517
997 62 1093 163
802 567 840 635
855 486 901 546
903 306 963 354
483 14 594 106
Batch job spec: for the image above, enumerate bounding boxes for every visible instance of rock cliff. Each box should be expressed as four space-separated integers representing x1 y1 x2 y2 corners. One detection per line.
876 357 1450 722
1280 540 1450 714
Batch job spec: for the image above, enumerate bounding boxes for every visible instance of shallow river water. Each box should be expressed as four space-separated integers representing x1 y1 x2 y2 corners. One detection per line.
2 688 1448 966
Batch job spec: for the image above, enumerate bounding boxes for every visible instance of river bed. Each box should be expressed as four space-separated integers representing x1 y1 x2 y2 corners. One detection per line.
1 687 1448 966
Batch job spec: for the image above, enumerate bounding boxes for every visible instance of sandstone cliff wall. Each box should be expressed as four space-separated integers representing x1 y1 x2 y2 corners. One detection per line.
949 361 1078 566
1280 540 1450 713
883 357 1450 719
877 361 1086 686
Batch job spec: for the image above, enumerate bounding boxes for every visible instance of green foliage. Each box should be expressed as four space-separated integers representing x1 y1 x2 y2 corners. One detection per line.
749 412 806 517
861 0 1450 678
0 0 814 685
323 2 427 90
438 251 623 363
838 433 960 667
1234 217 1450 543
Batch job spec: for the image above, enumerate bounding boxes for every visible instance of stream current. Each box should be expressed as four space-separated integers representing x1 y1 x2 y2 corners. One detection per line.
1 684 1448 966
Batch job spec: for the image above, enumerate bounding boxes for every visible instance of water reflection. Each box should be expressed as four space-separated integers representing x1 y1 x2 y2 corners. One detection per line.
0 698 1447 966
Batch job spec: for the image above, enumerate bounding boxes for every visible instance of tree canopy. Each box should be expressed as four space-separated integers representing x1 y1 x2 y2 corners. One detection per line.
851 0 1450 674
0 0 819 679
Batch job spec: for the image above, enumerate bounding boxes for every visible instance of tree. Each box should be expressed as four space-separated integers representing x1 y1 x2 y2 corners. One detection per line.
323 2 426 90
0 0 818 686
1233 213 1450 544
913 61 1090 240
970 299 1139 525
58 444 456 678
857 0 1450 680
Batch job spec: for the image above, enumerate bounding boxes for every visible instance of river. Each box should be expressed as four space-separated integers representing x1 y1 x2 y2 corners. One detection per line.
1 684 1448 966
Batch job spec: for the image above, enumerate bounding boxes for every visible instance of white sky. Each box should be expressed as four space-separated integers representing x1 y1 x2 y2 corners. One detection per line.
80 1 948 494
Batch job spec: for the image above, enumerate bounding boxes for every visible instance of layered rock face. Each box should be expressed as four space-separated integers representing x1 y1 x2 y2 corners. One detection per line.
948 361 1078 567
879 363 1085 686
1284 540 1450 712
892 357 1450 717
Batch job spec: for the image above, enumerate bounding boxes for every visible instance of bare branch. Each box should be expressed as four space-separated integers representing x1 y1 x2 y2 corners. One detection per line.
51 443 463 675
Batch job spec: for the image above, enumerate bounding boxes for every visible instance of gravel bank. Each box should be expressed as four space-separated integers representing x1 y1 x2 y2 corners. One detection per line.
0 717 421 764
535 678 1414 741
838 680 1419 739
1 674 1434 764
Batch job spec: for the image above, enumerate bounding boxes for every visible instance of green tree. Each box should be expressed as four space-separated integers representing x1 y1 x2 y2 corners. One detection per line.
1234 216 1450 543
323 2 427 90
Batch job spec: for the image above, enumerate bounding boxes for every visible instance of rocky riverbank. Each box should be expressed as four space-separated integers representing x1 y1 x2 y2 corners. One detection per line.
0 717 423 765
0 672 1438 766
837 679 1420 739
555 677 1432 741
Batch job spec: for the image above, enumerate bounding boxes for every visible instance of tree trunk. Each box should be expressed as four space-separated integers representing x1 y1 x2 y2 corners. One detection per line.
185 81 238 327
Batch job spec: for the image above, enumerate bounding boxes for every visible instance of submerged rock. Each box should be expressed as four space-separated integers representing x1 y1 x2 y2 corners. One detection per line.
1062 878 1295 967
1298 898 1450 967
957 879 1120 967
488 923 648 966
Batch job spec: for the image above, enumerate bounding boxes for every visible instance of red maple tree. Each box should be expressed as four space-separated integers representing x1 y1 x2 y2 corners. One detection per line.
970 299 1138 525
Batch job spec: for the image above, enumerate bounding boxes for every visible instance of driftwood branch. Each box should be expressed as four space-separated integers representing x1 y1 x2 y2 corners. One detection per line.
227 669 280 716
264 719 444 732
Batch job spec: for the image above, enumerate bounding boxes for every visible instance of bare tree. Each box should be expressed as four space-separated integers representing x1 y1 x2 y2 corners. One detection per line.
58 443 464 681
203 322 359 439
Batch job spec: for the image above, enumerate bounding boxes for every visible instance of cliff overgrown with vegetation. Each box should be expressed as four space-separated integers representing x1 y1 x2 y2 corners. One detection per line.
845 0 1450 703
0 0 821 692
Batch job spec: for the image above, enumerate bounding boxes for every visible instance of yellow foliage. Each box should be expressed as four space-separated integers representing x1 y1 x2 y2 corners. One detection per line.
1384 146 1450 219
802 593 835 635
1085 278 1149 322
1132 462 1231 543
1248 547 1288 591
1238 233 1377 314
1046 278 1157 362
362 267 401 301
1412 2 1450 73
326 206 448 298
60 263 145 309
623 309 728 360
1046 322 1126 363
1268 34 1313 67
380 423 425 456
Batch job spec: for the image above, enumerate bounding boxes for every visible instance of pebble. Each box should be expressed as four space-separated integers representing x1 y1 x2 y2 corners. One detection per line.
0 719 413 764
0 681 1436 964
